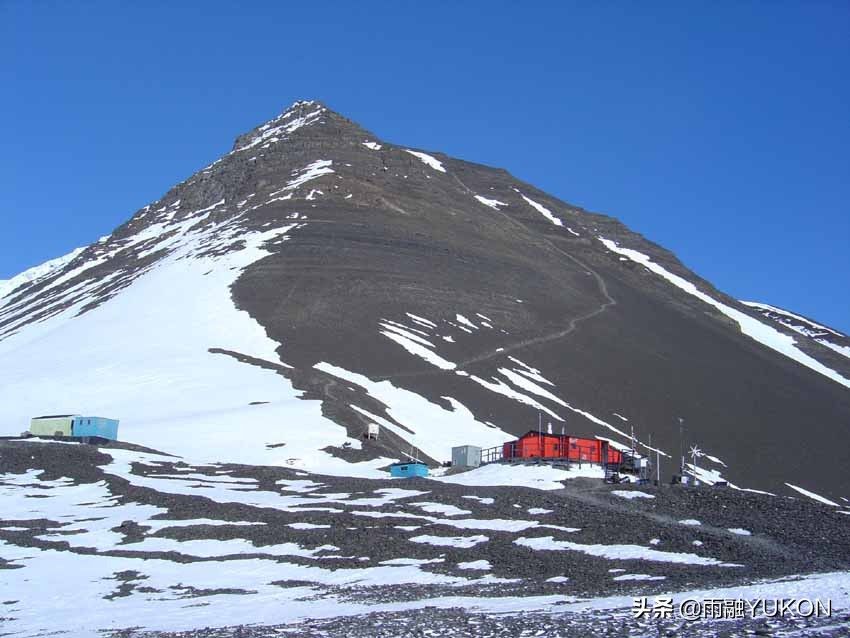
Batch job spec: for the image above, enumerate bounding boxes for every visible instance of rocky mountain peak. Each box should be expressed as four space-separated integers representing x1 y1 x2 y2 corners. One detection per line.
1 103 849 505
230 99 329 153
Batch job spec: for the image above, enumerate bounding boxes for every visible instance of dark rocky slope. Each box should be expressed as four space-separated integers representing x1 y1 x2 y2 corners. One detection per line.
1 101 848 500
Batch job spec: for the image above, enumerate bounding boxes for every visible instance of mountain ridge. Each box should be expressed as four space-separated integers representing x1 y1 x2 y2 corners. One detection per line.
1 100 848 502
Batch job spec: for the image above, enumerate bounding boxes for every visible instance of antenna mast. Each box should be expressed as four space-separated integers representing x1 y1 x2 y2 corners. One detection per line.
678 417 685 474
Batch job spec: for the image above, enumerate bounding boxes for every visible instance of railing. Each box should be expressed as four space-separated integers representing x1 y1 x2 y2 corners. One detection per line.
480 440 626 469
481 445 505 464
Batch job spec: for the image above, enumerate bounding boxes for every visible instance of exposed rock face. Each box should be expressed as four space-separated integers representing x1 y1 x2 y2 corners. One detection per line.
1 100 849 500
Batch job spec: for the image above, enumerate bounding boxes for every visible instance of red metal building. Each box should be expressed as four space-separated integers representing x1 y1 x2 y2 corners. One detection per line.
500 431 623 465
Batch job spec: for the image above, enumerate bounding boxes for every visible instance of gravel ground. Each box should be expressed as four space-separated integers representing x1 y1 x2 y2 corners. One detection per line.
2 439 849 637
113 605 850 637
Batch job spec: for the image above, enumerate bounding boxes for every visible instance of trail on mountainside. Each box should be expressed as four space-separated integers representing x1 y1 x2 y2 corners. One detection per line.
375 175 617 382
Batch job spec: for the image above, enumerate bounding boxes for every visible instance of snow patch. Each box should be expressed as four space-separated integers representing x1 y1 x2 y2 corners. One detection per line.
410 502 471 517
315 362 512 462
742 301 845 338
235 102 324 152
272 159 335 194
409 534 488 548
514 190 563 227
462 495 494 505
785 483 840 507
406 312 437 328
474 195 508 210
515 536 738 566
380 322 456 370
0 247 85 304
613 574 666 581
434 463 603 491
404 150 446 172
600 238 850 389
611 490 655 500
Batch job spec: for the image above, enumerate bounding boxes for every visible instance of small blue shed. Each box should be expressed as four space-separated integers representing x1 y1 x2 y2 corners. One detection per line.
389 461 429 478
71 416 119 441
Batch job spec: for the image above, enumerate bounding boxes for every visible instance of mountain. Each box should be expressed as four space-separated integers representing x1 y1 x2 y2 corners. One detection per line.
743 300 850 365
1 99 849 503
0 246 84 300
3 100 850 637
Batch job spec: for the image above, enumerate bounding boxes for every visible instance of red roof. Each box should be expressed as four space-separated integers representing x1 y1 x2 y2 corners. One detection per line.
517 430 593 441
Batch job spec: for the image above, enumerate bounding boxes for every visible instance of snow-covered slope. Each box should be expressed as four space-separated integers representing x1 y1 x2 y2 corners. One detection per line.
1 99 849 501
0 217 390 473
0 246 84 305
0 177 511 474
3 99 850 637
743 300 850 362
0 102 524 476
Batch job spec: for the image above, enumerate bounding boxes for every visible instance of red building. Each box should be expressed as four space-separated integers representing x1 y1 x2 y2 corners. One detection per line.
500 431 623 465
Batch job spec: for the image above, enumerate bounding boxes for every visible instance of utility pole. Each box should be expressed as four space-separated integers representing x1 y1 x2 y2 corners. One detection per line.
649 432 657 485
538 411 542 458
678 417 685 475
657 447 661 484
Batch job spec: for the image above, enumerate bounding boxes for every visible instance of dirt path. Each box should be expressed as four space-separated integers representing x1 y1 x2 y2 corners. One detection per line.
376 176 617 382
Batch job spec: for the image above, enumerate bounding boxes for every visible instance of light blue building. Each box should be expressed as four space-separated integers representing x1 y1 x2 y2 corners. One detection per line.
389 461 429 478
71 416 119 441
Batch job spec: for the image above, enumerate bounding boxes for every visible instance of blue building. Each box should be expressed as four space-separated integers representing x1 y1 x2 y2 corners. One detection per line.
389 461 429 478
71 416 119 441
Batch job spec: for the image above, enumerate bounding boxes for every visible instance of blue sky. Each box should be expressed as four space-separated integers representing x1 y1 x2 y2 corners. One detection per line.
2 2 849 331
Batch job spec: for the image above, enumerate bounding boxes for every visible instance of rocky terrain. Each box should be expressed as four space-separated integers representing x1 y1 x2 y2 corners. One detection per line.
1 438 849 636
118 607 850 638
1 100 848 502
1 100 849 635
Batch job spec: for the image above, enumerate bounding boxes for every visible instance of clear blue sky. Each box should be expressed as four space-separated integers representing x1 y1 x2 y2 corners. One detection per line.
2 2 848 332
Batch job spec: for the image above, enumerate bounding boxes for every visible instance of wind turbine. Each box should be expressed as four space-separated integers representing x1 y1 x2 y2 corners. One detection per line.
688 444 703 481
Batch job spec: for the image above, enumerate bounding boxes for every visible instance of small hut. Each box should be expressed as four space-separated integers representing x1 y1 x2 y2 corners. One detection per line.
72 416 120 440
29 415 79 437
29 415 119 441
452 445 482 469
389 460 429 478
